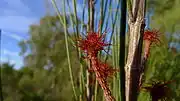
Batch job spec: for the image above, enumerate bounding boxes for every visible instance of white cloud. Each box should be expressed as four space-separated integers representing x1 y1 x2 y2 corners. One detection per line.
2 0 32 15
2 30 23 41
0 16 38 33
0 0 38 33
2 49 19 56
7 34 23 41
0 0 36 69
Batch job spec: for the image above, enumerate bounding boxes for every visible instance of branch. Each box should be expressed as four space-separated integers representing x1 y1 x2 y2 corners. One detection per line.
125 0 146 101
132 0 140 22
127 0 133 21
88 0 95 32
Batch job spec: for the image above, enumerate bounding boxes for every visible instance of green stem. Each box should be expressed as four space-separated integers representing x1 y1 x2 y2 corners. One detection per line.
112 35 116 97
94 80 98 101
50 0 64 25
104 0 121 62
51 0 78 100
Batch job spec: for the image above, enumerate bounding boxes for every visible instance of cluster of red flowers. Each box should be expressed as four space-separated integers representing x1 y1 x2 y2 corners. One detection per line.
78 31 117 101
78 32 117 78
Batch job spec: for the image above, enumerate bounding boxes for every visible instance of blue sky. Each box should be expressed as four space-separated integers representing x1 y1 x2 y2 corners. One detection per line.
1 0 178 69
0 0 91 69
0 0 120 69
0 0 47 69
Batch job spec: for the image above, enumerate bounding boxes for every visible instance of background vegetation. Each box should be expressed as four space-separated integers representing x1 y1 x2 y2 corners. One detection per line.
1 0 179 101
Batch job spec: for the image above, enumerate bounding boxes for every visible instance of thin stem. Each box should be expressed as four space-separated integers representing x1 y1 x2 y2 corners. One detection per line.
91 57 115 101
94 80 98 101
51 0 78 100
119 0 127 101
63 0 78 99
79 72 82 101
87 0 95 101
104 0 112 32
72 0 79 37
50 0 64 25
94 8 100 101
112 35 116 98
127 0 133 21
0 29 4 101
115 24 120 100
80 0 87 91
104 0 121 62
88 0 95 32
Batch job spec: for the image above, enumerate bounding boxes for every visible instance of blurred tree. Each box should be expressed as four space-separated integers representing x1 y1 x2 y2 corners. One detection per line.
1 62 21 101
147 0 180 45
17 15 80 101
19 15 67 68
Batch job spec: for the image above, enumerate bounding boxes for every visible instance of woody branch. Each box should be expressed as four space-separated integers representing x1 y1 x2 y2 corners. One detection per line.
125 0 146 101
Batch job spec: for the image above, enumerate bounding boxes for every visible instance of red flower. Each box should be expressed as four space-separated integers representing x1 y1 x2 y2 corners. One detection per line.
78 32 110 57
143 29 161 59
88 60 119 79
78 31 116 101
143 29 161 44
141 80 175 101
97 62 119 79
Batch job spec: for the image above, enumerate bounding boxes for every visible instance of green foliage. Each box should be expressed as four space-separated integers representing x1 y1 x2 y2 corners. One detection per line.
1 60 79 101
148 0 180 35
138 46 180 101
138 1 180 100
138 5 180 98
1 0 180 101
